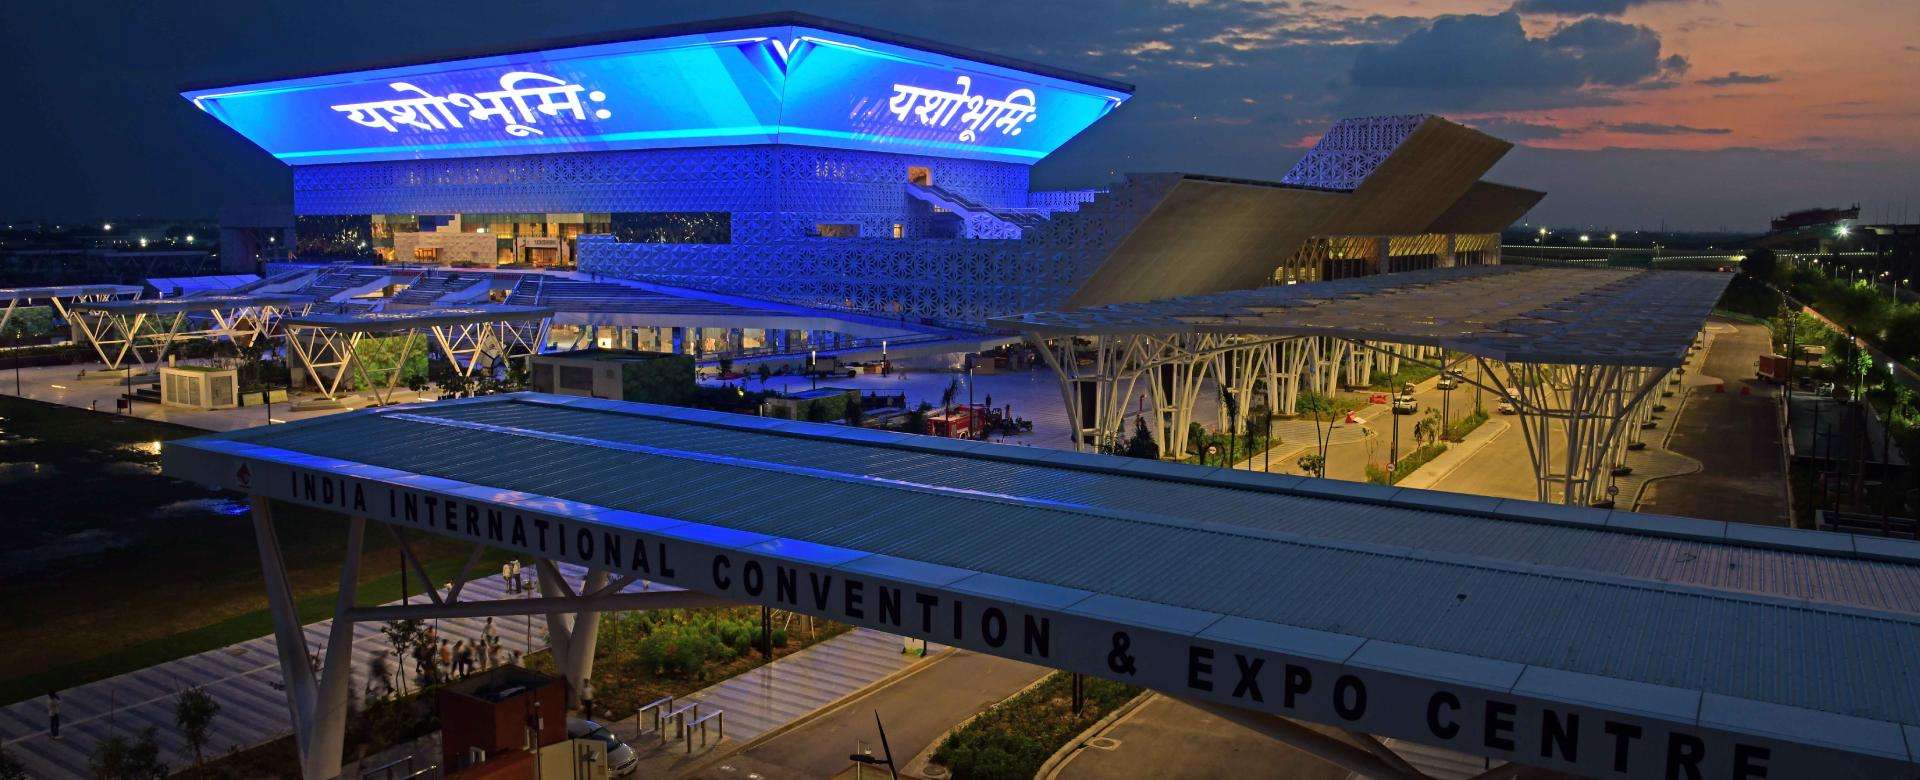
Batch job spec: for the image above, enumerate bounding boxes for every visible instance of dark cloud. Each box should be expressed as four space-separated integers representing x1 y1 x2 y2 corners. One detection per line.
1509 0 1689 16
1698 71 1778 86
1594 121 1732 135
1491 145 1916 230
1346 13 1676 110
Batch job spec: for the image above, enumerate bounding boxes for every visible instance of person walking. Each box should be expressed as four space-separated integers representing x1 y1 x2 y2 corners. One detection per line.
502 561 517 593
46 692 59 740
369 651 393 701
580 678 595 720
438 639 453 680
482 618 500 669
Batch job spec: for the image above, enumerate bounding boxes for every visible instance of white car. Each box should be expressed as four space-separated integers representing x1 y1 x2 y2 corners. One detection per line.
1497 396 1518 415
1392 394 1418 414
568 718 638 776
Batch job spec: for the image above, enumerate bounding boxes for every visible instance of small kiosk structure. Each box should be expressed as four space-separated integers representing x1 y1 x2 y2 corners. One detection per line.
439 666 575 778
159 364 240 410
527 348 694 404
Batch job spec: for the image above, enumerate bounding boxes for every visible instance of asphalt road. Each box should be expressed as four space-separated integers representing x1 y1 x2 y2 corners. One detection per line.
1640 319 1789 524
692 649 1046 779
1051 695 1350 780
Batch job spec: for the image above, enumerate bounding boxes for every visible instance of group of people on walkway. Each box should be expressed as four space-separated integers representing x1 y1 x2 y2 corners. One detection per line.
366 617 518 702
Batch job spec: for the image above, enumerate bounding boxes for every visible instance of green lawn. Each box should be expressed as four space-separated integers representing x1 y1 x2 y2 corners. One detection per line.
0 396 491 704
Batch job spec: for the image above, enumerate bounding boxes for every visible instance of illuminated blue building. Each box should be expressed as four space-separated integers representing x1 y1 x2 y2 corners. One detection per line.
186 13 1542 330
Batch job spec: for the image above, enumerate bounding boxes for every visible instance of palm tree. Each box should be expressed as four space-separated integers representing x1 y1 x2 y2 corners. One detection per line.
174 687 219 769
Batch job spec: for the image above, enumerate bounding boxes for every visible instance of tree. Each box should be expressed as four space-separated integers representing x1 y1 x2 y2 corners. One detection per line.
940 378 959 415
381 619 427 695
0 747 26 780
903 401 932 435
1120 417 1159 460
756 363 772 386
844 396 865 427
89 727 167 779
1297 453 1326 478
174 686 220 769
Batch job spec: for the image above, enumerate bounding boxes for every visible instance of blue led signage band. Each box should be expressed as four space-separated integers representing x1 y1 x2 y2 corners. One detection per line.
183 24 1128 166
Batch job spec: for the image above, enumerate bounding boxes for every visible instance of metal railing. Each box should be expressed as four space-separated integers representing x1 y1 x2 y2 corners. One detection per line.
359 753 438 780
664 701 700 738
686 710 724 753
637 695 674 739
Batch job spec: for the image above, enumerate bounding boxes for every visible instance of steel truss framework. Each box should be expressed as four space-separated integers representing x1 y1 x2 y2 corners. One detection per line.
70 300 307 372
0 286 140 336
246 498 729 779
428 319 549 378
285 310 551 404
285 326 424 405
1032 333 1440 460
1033 332 1675 505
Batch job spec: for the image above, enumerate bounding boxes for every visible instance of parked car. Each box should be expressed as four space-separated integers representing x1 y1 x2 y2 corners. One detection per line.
568 718 638 776
1392 394 1419 414
1497 394 1518 415
1400 382 1417 396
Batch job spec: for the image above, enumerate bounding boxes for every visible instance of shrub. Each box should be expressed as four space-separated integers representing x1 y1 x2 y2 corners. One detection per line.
931 673 1139 780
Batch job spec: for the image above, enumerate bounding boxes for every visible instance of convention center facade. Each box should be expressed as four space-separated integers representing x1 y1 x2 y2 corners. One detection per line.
185 13 1544 329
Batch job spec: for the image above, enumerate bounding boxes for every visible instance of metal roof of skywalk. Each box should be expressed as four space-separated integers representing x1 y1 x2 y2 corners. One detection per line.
993 266 1734 367
281 304 553 332
68 292 313 315
165 393 1920 776
0 283 144 301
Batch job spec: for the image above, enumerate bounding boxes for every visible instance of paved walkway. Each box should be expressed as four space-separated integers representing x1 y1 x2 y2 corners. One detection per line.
694 649 1043 779
0 564 598 778
3 361 441 433
616 629 949 776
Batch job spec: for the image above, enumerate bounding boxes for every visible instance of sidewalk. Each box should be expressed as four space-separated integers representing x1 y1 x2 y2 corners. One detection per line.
1395 417 1511 490
614 629 948 776
0 564 600 778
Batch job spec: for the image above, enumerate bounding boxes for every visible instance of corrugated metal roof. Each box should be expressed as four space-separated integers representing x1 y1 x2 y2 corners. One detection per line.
998 266 1732 368
186 394 1920 728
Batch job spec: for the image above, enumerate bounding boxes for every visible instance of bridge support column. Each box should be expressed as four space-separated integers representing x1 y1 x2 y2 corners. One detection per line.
537 561 610 710
250 497 363 780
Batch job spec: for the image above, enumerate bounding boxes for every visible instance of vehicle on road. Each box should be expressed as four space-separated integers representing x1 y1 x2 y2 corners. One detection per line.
1437 376 1458 390
568 718 639 776
1400 382 1417 396
1497 394 1518 415
1392 394 1418 414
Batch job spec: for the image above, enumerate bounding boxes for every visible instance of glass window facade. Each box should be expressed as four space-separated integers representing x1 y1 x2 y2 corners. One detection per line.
300 211 727 267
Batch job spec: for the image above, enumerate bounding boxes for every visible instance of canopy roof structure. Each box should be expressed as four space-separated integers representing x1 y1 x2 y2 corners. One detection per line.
0 284 144 341
145 274 261 297
282 304 553 333
164 393 1920 778
996 266 1732 368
